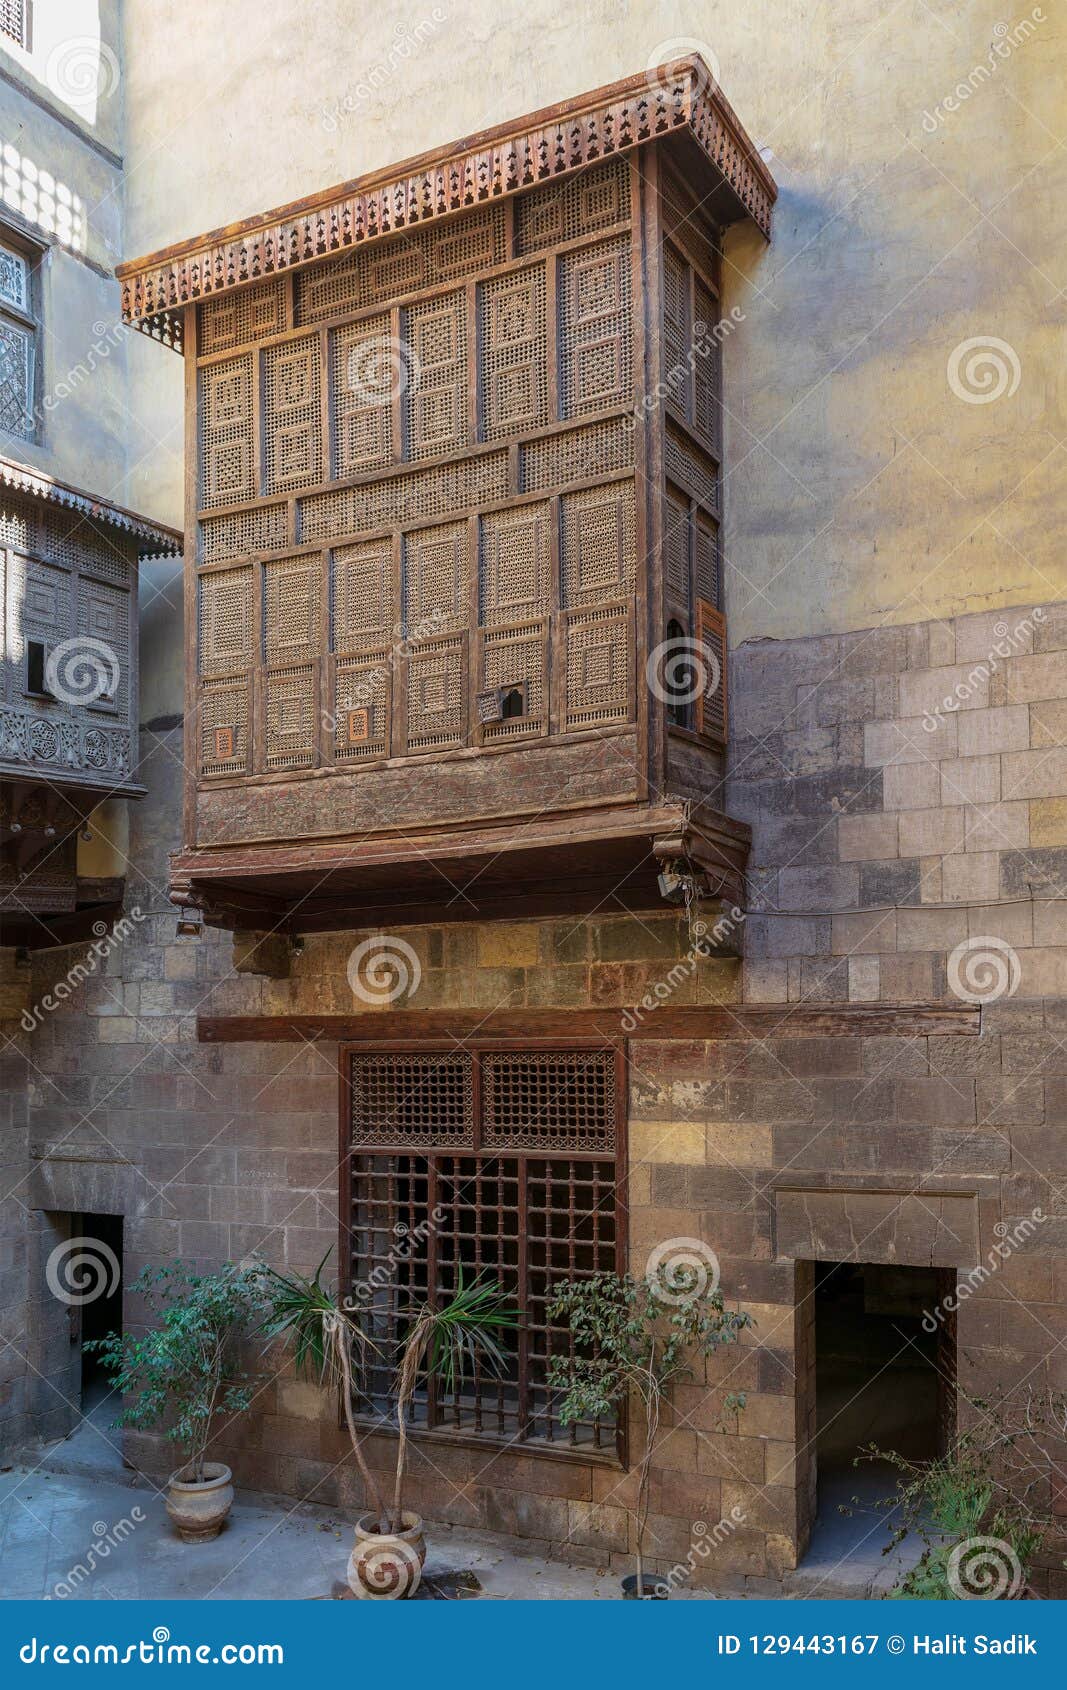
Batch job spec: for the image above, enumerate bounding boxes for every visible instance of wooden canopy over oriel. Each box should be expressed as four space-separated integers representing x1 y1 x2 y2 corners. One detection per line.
116 59 775 348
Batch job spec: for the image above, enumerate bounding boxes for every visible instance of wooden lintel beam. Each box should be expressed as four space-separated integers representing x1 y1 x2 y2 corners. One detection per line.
197 1004 981 1045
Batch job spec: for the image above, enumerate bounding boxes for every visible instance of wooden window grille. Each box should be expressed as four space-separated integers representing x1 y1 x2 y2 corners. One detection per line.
0 231 37 440
693 278 723 459
560 481 636 608
331 538 394 653
519 416 634 492
478 500 552 625
563 602 633 732
478 265 549 441
333 657 388 762
344 1044 625 1453
558 235 633 418
199 280 285 357
515 160 629 253
262 336 323 493
199 355 255 508
477 619 547 743
403 290 468 461
0 1 27 48
331 314 394 475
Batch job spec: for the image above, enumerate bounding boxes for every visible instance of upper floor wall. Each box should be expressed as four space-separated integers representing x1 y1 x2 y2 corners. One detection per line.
0 1 133 500
119 0 1067 650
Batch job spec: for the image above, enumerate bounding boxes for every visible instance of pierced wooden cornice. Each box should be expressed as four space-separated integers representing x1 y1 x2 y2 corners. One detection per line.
0 455 182 552
117 58 775 346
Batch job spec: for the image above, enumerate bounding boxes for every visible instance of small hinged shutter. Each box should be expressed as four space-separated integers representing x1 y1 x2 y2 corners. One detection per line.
696 599 727 744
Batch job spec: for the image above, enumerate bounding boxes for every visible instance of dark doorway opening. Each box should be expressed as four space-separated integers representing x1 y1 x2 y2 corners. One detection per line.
797 1260 955 1590
76 1212 124 1445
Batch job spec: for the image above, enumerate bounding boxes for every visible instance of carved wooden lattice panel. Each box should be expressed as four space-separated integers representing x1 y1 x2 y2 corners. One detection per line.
198 567 252 675
300 452 508 542
478 265 548 441
519 416 634 491
45 513 131 585
263 557 321 664
263 337 323 493
331 539 394 653
405 633 467 751
515 159 629 252
350 1050 475 1148
331 314 394 475
264 663 317 769
563 603 632 731
77 579 129 714
665 420 719 515
478 620 547 743
200 676 250 776
199 355 255 508
481 1050 617 1152
404 291 468 461
199 280 286 356
334 654 389 762
560 481 636 607
559 236 633 418
479 501 551 625
201 505 289 564
403 521 467 634
295 208 506 324
14 557 70 648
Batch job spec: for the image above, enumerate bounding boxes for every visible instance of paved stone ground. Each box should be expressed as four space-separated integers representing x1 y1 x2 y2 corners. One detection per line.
0 1460 636 1601
0 1437 922 1601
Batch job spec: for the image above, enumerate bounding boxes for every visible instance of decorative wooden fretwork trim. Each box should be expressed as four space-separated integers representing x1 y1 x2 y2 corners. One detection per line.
0 453 182 552
117 59 775 345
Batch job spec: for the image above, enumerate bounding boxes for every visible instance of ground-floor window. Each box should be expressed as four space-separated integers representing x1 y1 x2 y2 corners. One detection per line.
342 1044 625 1454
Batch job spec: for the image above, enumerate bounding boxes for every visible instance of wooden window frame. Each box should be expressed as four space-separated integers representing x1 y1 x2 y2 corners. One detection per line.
339 1038 629 1463
0 220 42 444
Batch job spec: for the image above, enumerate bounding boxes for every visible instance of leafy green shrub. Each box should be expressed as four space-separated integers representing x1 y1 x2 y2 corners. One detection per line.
86 1262 265 1482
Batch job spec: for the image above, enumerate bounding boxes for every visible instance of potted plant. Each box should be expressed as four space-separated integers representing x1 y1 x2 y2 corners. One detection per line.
86 1262 264 1542
262 1255 515 1599
548 1268 751 1598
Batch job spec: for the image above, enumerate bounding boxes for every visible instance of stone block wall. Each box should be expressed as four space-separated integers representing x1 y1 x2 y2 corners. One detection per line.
2 596 1067 1592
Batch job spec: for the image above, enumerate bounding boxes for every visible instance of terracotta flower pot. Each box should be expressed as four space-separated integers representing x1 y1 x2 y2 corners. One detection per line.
348 1512 426 1599
165 1462 234 1543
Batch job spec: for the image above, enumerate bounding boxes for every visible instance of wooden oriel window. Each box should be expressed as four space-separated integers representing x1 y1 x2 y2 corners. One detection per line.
342 1043 626 1455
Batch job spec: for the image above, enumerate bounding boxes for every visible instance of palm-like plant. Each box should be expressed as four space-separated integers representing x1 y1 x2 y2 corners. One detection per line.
259 1253 387 1529
261 1255 516 1538
390 1268 516 1531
